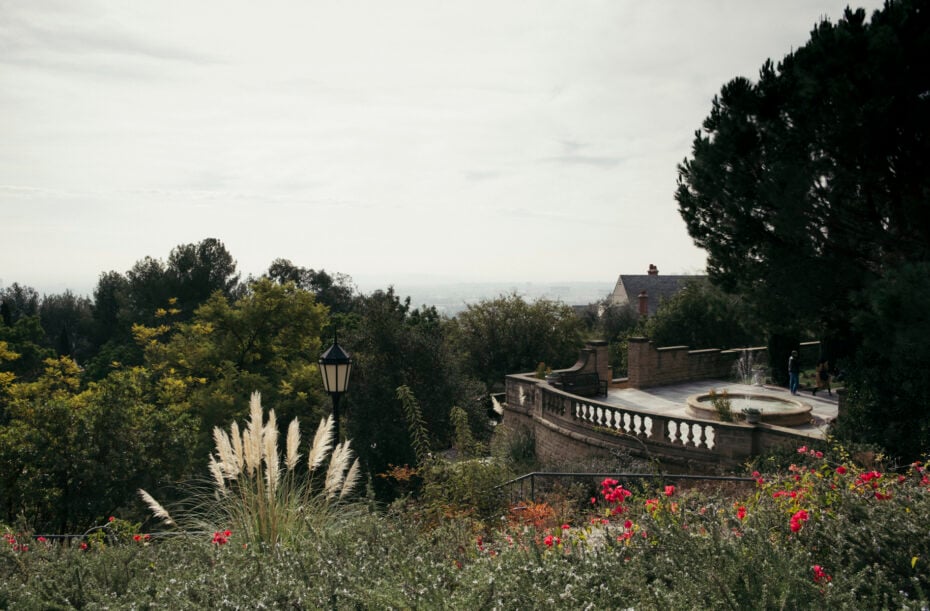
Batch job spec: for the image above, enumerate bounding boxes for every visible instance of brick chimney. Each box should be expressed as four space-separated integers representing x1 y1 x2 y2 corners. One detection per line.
638 290 649 316
648 264 658 276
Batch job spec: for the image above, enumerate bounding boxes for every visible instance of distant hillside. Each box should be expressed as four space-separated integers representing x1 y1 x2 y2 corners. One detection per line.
356 281 614 316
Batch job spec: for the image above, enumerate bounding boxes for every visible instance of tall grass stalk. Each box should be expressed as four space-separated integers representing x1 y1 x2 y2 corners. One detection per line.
140 391 361 547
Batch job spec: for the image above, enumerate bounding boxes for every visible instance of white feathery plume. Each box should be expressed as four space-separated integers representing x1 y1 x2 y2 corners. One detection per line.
492 394 504 415
285 418 301 471
213 426 238 479
244 392 264 475
209 454 227 495
339 457 361 500
263 409 280 498
307 415 334 473
230 421 244 473
325 441 351 499
242 424 259 477
138 489 175 526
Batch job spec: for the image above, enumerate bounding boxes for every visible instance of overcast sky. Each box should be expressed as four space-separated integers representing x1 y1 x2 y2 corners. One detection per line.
1 0 885 296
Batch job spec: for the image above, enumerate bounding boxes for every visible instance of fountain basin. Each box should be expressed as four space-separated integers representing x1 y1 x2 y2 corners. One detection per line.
686 392 813 426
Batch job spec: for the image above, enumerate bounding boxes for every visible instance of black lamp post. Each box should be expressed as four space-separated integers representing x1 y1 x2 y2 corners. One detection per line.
319 332 352 441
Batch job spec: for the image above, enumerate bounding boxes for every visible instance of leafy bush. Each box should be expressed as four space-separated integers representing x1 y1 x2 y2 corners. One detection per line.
2 445 928 608
708 388 733 422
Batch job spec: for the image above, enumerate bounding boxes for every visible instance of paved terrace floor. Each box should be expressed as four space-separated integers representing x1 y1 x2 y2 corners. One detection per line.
601 380 839 437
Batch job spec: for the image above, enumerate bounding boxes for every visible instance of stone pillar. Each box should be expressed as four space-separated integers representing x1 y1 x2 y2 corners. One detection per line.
627 337 650 388
586 340 609 383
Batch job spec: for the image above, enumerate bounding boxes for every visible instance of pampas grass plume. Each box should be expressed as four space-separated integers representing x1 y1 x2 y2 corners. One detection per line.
138 488 175 526
307 415 334 473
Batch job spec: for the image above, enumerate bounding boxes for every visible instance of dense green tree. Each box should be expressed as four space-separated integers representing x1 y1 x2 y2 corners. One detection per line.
140 278 329 457
85 239 242 379
0 358 197 532
677 2 929 335
266 258 355 315
836 263 930 458
344 288 485 499
38 290 94 360
84 271 136 380
644 280 761 350
0 283 40 324
166 238 242 316
0 315 55 383
594 302 642 377
449 294 583 391
675 1 930 456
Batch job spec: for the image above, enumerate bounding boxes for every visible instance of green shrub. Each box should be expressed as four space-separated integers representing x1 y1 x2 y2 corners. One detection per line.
708 388 733 422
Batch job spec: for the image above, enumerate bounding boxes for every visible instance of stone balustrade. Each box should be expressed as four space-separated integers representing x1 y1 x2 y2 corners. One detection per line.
504 373 818 471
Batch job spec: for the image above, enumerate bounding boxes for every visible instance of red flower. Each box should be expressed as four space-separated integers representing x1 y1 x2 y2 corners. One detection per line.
857 471 882 485
37 536 46 543
664 485 675 497
812 565 832 583
645 498 659 512
80 542 88 551
133 534 141 542
814 451 824 459
789 509 810 533
835 465 847 475
543 534 559 547
623 519 633 530
560 523 570 531
736 506 747 520
108 516 115 522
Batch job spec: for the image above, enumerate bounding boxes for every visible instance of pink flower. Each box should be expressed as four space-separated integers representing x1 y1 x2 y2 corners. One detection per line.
797 446 808 454
664 485 675 497
108 516 115 522
814 451 824 459
37 536 46 543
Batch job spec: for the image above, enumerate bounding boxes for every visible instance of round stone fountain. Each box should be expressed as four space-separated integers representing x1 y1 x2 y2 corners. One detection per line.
686 392 813 426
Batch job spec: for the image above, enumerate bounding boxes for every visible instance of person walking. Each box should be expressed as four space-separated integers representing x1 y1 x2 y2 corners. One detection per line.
788 350 800 395
813 359 832 395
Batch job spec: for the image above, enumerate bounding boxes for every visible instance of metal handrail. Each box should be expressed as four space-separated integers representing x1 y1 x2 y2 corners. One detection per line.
495 471 755 504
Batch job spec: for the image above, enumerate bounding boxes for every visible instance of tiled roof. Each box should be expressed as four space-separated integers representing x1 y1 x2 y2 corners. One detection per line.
610 273 706 315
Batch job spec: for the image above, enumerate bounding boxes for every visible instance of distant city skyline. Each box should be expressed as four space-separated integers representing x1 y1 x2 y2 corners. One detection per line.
2 1 885 296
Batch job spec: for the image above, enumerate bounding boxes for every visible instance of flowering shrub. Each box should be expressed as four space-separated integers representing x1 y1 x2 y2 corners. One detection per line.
2 445 929 608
